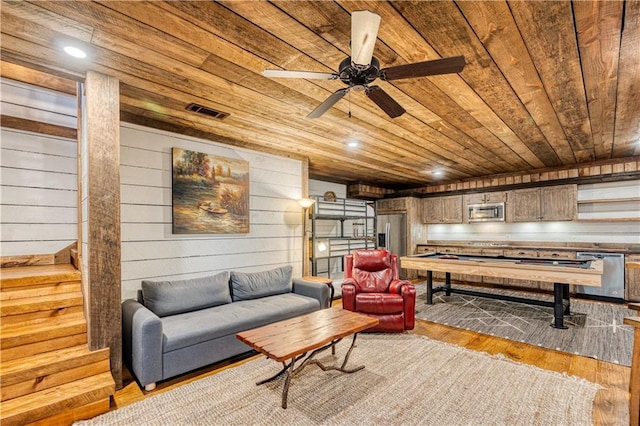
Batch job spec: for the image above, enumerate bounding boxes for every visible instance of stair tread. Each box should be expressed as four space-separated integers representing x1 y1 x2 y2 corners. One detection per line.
0 372 115 422
1 315 86 349
1 264 81 288
2 312 86 334
1 345 109 381
1 291 83 313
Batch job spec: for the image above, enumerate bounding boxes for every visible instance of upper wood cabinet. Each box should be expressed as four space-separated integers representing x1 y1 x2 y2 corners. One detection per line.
464 191 507 205
507 184 577 222
376 198 407 213
423 195 463 223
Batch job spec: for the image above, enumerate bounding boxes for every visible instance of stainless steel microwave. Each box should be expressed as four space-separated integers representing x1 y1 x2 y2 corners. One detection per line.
467 202 505 222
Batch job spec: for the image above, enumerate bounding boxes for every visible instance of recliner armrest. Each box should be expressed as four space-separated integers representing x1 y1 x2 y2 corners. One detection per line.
292 277 330 309
122 299 164 388
389 279 413 294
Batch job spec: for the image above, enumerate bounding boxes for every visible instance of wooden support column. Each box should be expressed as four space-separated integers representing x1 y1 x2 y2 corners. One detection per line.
83 71 122 387
302 159 310 276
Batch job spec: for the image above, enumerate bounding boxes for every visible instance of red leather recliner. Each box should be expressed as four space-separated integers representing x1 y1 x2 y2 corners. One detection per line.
341 249 416 332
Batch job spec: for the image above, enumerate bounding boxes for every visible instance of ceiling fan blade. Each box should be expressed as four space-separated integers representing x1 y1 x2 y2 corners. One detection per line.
307 88 349 119
262 69 338 80
366 86 406 118
380 55 466 81
351 10 381 67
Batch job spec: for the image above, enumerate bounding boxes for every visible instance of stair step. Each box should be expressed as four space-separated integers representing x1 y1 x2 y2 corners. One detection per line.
1 292 84 316
1 345 111 401
1 334 88 362
1 314 86 349
0 372 115 426
1 281 81 301
1 305 84 328
1 264 81 290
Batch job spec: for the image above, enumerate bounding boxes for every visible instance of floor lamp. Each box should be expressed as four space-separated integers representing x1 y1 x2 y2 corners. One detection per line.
298 198 315 276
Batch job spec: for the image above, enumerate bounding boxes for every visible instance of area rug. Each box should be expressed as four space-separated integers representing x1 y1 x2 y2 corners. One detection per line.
79 334 600 425
414 283 636 366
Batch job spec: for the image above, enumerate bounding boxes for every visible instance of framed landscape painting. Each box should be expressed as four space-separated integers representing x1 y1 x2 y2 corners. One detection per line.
172 148 250 234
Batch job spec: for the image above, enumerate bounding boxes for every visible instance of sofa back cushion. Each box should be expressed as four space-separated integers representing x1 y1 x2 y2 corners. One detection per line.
230 266 292 301
142 272 231 317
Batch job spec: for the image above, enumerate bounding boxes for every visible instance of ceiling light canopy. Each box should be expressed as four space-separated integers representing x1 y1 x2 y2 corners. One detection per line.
63 46 87 58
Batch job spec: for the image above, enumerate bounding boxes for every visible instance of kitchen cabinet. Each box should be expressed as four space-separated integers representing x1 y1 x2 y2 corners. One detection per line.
423 195 463 224
626 254 640 302
376 198 406 213
464 191 507 205
507 184 577 222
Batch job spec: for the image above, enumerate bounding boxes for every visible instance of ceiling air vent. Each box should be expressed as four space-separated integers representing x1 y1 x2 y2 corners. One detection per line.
186 103 229 120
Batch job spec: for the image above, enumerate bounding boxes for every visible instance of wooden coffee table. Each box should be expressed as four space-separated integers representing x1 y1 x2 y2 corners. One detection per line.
236 309 379 408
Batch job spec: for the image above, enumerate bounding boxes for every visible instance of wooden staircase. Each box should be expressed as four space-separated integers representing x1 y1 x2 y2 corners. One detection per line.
1 253 115 425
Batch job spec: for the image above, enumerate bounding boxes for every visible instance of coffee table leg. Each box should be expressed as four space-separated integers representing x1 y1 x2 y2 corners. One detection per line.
282 357 296 409
314 333 365 374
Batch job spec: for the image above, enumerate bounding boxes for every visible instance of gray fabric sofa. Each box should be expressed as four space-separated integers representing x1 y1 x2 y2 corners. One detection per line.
122 266 329 390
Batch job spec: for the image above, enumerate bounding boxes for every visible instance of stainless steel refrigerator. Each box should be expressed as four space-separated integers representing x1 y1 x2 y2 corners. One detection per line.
377 214 407 278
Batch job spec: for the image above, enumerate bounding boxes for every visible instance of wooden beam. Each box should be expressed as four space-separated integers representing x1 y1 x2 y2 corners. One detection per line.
83 70 122 388
0 115 77 139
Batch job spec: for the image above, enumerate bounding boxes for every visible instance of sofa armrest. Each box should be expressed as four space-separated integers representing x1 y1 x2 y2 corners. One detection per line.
292 277 330 309
122 299 164 388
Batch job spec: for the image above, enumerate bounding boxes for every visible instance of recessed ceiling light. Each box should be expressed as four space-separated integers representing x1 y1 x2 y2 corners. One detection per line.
433 170 443 177
64 46 87 58
347 141 359 148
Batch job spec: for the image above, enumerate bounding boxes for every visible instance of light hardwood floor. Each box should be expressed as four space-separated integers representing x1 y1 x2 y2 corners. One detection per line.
112 306 630 425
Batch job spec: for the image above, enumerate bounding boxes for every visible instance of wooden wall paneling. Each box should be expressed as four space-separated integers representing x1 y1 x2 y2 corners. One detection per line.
612 1 640 158
84 71 121 387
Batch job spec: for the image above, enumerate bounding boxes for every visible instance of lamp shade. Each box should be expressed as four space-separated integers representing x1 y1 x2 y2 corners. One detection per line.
298 198 315 209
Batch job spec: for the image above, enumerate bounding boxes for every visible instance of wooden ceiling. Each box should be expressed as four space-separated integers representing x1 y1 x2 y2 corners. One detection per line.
1 1 639 189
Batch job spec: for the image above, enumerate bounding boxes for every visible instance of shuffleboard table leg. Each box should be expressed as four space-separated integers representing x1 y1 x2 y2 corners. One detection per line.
427 271 433 304
552 282 568 329
445 272 451 296
562 283 571 315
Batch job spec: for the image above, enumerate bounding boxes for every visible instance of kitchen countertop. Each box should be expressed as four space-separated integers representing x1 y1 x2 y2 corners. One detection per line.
417 241 640 254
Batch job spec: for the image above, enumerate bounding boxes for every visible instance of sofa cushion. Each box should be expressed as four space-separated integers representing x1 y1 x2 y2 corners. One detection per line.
230 266 292 301
142 272 231 317
161 293 320 352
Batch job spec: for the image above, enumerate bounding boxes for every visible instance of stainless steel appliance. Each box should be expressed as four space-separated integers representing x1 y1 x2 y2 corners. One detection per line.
377 214 407 277
467 202 505 222
575 252 625 302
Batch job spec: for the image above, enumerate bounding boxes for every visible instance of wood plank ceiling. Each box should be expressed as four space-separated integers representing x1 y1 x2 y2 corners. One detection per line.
1 1 639 189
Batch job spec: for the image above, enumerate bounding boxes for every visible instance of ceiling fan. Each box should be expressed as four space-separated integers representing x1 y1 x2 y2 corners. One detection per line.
262 10 466 119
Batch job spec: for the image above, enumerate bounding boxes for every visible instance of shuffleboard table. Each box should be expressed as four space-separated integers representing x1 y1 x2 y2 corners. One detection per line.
401 252 604 329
